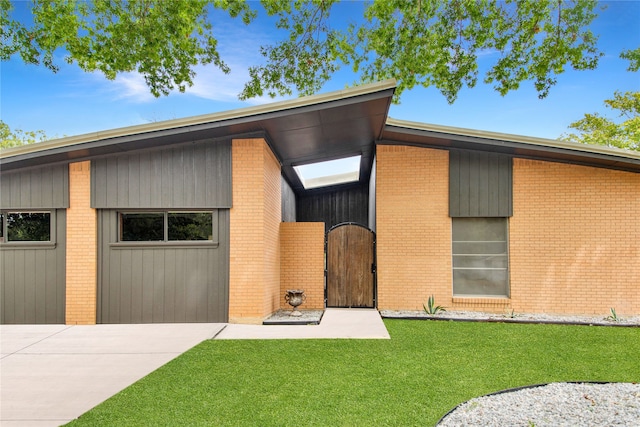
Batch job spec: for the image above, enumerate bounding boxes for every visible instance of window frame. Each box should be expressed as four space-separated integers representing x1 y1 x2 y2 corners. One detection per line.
451 217 510 298
0 210 56 248
114 210 219 248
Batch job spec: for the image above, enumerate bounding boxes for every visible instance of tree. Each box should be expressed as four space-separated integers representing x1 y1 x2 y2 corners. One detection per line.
0 120 49 149
2 0 605 103
561 91 640 151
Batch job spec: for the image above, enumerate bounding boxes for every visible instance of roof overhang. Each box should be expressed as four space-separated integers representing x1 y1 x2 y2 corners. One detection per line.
1 80 396 193
382 118 640 173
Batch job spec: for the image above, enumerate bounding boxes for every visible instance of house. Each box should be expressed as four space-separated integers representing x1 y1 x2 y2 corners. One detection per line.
1 80 638 325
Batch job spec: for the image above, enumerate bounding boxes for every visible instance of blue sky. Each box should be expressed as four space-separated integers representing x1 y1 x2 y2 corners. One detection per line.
1 1 639 141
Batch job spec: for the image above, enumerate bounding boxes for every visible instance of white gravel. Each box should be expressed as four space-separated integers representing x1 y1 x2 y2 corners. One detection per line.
437 382 640 427
380 309 640 326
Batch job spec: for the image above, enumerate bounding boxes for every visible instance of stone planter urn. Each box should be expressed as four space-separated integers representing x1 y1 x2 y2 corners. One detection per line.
284 289 306 317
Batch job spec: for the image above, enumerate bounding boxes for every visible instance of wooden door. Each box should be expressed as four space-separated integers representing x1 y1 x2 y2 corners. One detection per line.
326 223 375 308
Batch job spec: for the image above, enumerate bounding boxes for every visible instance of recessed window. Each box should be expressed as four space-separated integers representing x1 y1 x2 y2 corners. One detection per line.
120 211 216 243
452 217 509 297
168 212 212 241
1 212 52 242
294 156 361 189
121 213 164 241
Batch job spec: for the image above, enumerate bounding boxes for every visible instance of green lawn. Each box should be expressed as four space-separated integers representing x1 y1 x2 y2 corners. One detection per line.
67 320 640 426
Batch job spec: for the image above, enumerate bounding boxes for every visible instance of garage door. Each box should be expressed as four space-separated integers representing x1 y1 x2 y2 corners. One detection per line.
97 210 229 323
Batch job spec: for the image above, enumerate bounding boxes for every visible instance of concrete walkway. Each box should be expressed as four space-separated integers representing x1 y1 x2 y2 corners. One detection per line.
0 309 389 426
215 308 390 339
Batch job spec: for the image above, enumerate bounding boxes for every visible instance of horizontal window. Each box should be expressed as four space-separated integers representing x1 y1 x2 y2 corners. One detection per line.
119 211 217 243
0 211 53 243
452 218 509 297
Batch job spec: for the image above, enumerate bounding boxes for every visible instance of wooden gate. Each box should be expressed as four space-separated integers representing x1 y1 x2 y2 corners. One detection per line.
326 223 375 308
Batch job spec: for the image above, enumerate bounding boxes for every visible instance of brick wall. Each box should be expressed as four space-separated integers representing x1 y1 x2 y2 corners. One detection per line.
280 222 325 310
229 139 282 323
510 159 640 316
376 145 452 310
65 161 97 324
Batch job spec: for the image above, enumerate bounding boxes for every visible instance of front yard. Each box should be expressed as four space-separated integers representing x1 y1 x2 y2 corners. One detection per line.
67 320 640 426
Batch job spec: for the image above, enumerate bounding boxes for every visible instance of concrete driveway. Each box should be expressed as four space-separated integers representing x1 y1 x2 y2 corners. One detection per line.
1 323 225 427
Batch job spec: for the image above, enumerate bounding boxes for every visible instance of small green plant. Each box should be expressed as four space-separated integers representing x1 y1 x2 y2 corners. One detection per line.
504 308 517 318
606 308 620 322
423 295 446 315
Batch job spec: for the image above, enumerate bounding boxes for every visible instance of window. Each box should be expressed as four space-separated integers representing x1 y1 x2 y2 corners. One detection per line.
452 218 509 297
120 211 216 243
0 211 52 243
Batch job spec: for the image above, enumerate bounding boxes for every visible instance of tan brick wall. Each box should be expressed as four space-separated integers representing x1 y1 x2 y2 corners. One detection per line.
65 161 97 324
229 138 281 323
280 222 325 310
376 145 452 310
510 159 640 316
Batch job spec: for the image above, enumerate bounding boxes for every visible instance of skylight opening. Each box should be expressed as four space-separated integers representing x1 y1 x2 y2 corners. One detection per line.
294 155 361 190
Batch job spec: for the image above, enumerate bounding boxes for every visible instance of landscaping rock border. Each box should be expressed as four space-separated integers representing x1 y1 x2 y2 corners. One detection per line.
437 382 640 426
380 310 640 327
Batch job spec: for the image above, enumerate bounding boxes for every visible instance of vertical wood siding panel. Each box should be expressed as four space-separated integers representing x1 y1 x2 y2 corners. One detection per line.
0 210 65 323
0 173 10 208
173 250 186 322
91 140 231 208
459 152 471 215
118 249 132 324
97 209 229 323
469 152 480 216
163 249 176 323
116 156 129 208
450 150 512 217
30 168 42 208
194 144 207 207
54 209 66 323
9 172 21 208
1 164 68 209
172 149 185 207
128 154 140 209
478 153 490 216
488 155 499 216
183 147 196 207
92 161 106 208
150 154 163 208
141 250 154 322
105 158 119 207
152 250 164 322
138 152 151 207
449 151 461 217
281 176 297 222
34 249 46 323
3 251 16 322
130 250 143 323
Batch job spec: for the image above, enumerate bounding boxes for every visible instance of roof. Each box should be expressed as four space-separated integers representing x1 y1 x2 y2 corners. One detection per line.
2 80 639 193
0 80 396 192
382 118 640 173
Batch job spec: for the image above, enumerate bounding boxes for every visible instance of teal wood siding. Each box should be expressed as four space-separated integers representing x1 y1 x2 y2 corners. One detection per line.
0 164 69 209
97 209 229 323
1 209 66 324
449 150 513 217
91 139 232 209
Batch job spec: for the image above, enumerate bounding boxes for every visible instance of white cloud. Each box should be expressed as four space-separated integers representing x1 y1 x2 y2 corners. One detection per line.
111 73 157 103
